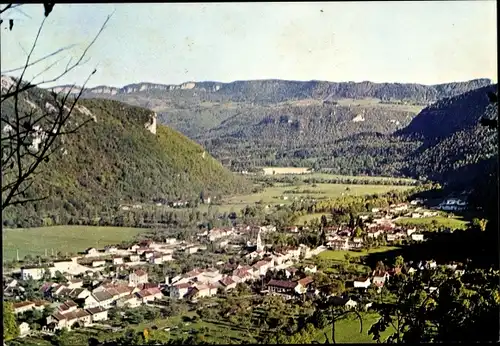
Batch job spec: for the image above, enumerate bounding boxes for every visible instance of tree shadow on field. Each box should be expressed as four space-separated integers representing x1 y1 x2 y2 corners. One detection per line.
364 228 499 270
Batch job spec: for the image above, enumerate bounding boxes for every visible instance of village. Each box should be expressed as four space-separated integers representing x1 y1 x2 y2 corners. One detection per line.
3 197 469 340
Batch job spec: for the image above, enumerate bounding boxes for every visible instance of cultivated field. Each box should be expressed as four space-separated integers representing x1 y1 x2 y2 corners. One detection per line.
2 226 146 261
262 166 311 175
317 247 401 261
221 183 413 209
394 216 468 230
167 181 413 216
259 171 417 184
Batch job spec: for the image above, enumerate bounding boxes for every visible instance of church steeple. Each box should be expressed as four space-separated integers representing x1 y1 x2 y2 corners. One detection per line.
256 229 263 252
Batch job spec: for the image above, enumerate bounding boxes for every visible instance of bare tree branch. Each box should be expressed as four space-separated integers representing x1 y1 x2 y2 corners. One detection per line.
1 44 77 74
1 6 112 210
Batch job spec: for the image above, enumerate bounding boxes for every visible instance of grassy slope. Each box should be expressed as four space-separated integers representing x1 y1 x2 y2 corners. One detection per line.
315 313 395 343
2 226 145 261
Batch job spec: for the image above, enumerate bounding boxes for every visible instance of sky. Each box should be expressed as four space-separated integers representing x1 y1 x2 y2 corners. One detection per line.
0 2 497 88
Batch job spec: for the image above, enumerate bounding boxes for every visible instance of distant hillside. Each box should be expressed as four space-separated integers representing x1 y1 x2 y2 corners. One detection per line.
48 78 490 171
398 84 498 141
401 84 498 185
1 81 250 227
53 78 492 105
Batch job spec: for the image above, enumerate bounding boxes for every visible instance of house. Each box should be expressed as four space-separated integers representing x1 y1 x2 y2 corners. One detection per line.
353 277 371 289
5 278 18 288
57 300 79 315
67 279 84 289
47 309 92 330
252 260 272 277
386 234 398 242
19 322 30 337
219 276 237 291
367 230 383 238
426 260 437 269
165 238 177 245
136 287 163 303
129 269 149 286
112 257 124 265
84 291 114 309
231 269 254 283
129 254 140 263
295 276 314 295
92 260 106 267
184 246 199 254
186 284 218 300
267 280 298 299
59 287 90 300
12 301 35 314
411 234 424 242
328 238 350 251
372 271 390 287
128 244 140 252
85 248 100 257
438 198 467 211
406 228 417 236
104 246 118 254
199 268 223 284
170 283 192 300
149 253 173 264
86 306 109 322
21 266 53 281
285 267 299 279
116 294 141 308
329 296 358 309
303 265 317 274
32 300 49 311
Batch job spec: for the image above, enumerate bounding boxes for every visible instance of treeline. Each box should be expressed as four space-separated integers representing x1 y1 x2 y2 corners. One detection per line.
256 175 419 187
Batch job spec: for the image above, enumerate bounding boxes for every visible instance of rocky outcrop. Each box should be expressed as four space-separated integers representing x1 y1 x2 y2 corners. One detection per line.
144 112 157 134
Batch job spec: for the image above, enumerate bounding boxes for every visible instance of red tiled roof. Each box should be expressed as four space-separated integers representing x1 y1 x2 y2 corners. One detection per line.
219 277 235 286
115 285 132 294
137 283 158 290
133 269 147 277
147 287 162 295
297 277 314 287
75 309 90 318
13 301 34 309
267 279 298 289
173 283 192 289
51 312 67 321
119 294 137 301
106 288 120 297
253 260 268 268
86 306 107 314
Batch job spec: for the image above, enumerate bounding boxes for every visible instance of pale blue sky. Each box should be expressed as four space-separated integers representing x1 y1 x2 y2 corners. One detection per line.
1 2 497 88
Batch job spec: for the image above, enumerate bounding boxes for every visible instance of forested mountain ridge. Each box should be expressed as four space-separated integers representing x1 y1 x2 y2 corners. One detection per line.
397 84 498 141
1 82 251 227
54 78 492 105
400 84 498 185
48 78 497 186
